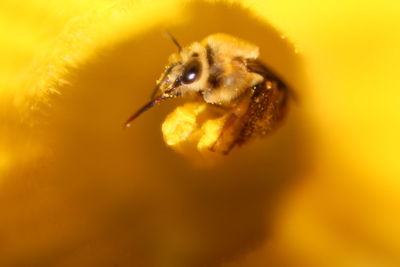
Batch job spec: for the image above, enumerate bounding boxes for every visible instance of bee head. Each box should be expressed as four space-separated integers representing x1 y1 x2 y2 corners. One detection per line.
124 41 209 127
158 42 209 96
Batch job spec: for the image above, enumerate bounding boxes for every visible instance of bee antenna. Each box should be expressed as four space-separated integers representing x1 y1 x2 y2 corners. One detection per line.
164 31 182 52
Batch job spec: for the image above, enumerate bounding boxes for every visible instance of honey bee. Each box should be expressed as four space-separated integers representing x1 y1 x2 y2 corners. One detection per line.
125 33 290 154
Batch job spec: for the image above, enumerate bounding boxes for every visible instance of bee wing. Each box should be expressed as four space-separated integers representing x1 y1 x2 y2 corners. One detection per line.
246 59 298 102
213 60 289 154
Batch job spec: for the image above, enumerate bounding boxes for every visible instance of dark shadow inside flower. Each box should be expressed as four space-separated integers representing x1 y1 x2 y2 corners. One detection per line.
0 1 313 267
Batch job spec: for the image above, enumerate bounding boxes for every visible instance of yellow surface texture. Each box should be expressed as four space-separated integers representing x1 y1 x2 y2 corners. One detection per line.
0 0 400 266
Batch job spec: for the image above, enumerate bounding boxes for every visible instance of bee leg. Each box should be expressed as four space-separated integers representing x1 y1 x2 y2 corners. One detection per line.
209 112 240 154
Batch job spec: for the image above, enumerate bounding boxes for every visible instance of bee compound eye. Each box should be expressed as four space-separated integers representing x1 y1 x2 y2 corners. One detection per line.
182 60 202 84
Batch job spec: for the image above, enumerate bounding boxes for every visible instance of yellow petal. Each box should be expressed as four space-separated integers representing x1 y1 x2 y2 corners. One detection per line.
1 0 400 266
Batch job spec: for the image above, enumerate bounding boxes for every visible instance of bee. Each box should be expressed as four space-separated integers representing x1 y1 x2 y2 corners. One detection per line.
125 33 290 154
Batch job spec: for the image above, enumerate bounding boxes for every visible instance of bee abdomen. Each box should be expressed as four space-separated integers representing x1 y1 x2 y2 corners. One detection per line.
241 81 287 141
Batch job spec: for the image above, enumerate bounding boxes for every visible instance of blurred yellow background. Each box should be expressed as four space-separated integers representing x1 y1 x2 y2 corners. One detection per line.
1 0 400 266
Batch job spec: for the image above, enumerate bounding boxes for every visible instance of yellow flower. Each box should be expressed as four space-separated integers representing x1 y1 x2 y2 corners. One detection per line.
1 0 400 266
